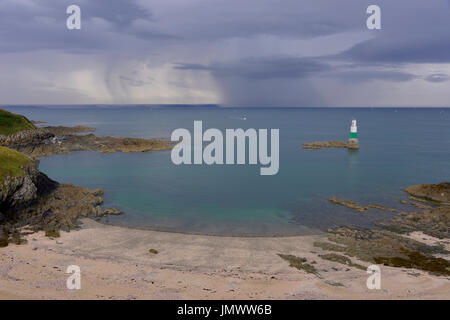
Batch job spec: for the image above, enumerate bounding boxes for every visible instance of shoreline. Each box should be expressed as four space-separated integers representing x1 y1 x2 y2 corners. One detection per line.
1 218 448 300
1 109 449 299
96 218 325 239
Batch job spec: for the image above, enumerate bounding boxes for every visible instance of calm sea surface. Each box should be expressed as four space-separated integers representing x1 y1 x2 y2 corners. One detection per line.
6 106 450 236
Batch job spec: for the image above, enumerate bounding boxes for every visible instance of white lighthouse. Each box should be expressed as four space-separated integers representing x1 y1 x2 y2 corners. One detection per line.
348 119 359 148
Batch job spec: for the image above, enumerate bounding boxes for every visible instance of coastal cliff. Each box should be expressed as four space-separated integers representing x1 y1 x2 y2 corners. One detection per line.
0 145 122 247
0 149 55 209
0 108 168 247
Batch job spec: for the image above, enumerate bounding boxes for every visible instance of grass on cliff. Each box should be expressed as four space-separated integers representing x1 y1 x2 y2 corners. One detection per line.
0 146 32 182
0 108 36 135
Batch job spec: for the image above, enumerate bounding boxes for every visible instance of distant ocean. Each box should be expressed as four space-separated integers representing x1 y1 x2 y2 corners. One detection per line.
6 105 450 236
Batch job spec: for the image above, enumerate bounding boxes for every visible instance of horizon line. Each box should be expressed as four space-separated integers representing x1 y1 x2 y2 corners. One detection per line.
2 104 450 109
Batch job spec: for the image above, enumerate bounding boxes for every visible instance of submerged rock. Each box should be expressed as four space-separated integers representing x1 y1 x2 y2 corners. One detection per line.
328 197 400 213
103 208 123 215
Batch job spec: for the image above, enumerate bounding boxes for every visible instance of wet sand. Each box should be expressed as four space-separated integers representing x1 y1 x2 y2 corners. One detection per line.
0 219 448 300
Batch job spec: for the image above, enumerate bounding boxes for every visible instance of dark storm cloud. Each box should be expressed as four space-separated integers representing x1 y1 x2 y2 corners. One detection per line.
1 0 450 105
0 0 360 54
337 0 450 64
0 0 177 53
339 33 450 64
327 70 418 83
175 57 330 80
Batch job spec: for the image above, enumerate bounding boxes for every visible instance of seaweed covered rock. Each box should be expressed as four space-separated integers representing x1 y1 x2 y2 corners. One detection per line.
0 227 8 247
315 226 450 276
376 206 449 239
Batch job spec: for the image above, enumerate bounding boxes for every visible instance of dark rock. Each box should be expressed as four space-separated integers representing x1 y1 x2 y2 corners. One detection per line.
45 230 60 238
104 208 123 215
0 128 54 146
0 227 8 247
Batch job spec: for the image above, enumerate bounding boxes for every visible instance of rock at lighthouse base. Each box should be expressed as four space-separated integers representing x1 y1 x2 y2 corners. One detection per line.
302 140 359 150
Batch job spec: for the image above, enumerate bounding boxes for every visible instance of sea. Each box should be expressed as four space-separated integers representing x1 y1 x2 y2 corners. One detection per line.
5 105 450 236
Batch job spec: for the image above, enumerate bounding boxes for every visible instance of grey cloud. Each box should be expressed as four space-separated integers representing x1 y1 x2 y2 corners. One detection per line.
154 0 364 41
0 0 177 53
337 0 450 65
175 57 330 80
339 33 450 64
424 73 449 83
327 70 418 83
119 75 152 87
1 0 450 106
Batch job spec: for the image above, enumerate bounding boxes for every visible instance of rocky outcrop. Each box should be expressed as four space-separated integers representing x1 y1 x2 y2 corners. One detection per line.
302 140 359 150
0 128 54 147
103 208 123 215
44 126 95 135
0 159 56 210
11 184 105 231
405 182 450 204
0 149 125 247
6 126 174 157
322 182 450 276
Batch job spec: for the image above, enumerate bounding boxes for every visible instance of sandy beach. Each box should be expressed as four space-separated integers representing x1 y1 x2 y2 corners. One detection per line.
0 219 448 300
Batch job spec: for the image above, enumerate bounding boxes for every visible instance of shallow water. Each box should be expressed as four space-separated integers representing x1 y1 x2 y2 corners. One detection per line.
6 106 450 236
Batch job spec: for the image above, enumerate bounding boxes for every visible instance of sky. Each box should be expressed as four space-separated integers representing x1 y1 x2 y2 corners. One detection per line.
0 0 449 107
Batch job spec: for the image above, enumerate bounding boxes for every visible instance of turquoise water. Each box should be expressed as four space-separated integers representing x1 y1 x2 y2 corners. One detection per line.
6 106 450 236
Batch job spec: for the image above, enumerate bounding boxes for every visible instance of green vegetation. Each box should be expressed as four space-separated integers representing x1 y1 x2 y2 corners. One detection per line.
278 254 318 275
0 146 32 182
0 108 36 135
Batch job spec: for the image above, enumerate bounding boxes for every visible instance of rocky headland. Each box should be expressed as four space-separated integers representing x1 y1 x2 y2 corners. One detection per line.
1 125 174 158
0 108 174 247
